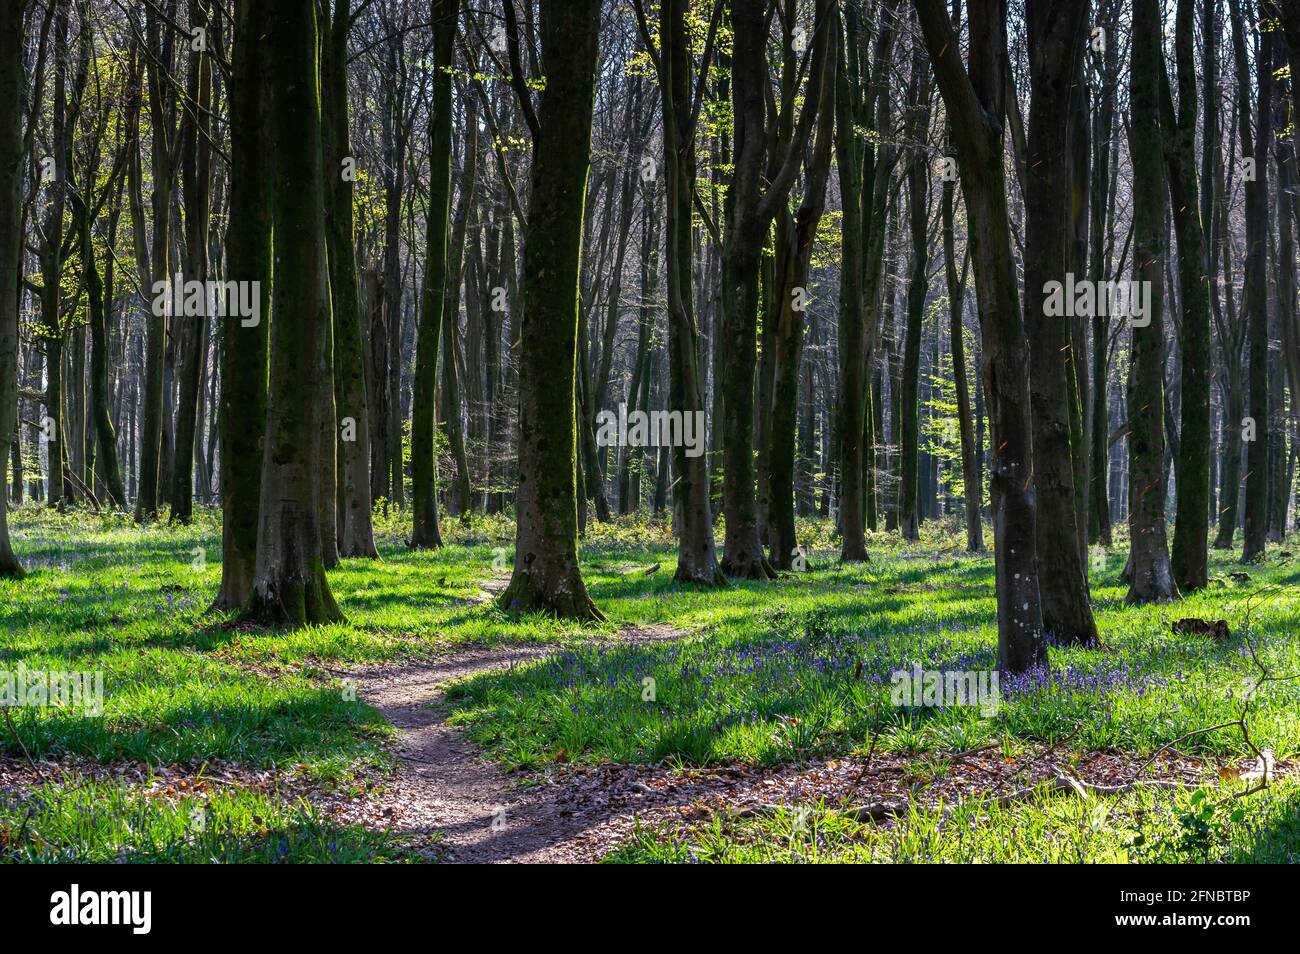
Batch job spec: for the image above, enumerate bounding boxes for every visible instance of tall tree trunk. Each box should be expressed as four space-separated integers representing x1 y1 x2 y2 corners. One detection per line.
915 0 1048 671
719 0 832 580
648 0 724 584
215 0 272 610
497 0 605 620
944 156 982 551
171 0 212 526
39 4 71 509
1024 0 1099 643
1125 0 1178 602
243 0 342 627
898 46 931 542
323 0 378 559
410 0 456 550
1088 0 1118 547
1164 0 1212 592
1234 0 1270 561
442 89 477 524
834 2 870 561
0 0 25 576
767 7 836 570
136 1 178 522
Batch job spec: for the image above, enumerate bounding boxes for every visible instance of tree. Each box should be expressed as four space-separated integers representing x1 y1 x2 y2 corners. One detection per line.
833 0 900 560
410 0 456 551
135 0 179 522
634 0 726 585
1164 0 1212 592
0 0 26 576
215 0 272 610
913 0 1048 671
766 1 837 570
1125 0 1177 603
170 0 213 525
898 38 931 543
718 0 832 579
1237 0 1271 563
496 0 605 620
244 0 343 628
1023 0 1098 643
323 0 378 559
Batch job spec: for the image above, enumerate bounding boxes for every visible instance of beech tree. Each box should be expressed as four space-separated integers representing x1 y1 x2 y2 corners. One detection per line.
215 0 271 610
1023 0 1098 644
0 0 25 576
1164 0 1212 592
717 0 832 580
632 0 726 585
1125 0 1177 603
244 0 343 627
410 0 456 551
914 0 1047 671
496 0 605 620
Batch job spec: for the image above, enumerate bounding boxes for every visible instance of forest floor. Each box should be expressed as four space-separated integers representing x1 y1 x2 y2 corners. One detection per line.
2 506 1300 862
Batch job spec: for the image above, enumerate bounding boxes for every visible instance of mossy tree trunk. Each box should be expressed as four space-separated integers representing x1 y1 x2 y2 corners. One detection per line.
1125 0 1178 603
1164 0 1211 593
322 0 378 560
409 0 456 551
1023 0 1099 642
214 0 272 610
644 0 725 585
915 0 1048 671
170 0 212 526
244 0 343 628
0 0 26 576
497 0 605 620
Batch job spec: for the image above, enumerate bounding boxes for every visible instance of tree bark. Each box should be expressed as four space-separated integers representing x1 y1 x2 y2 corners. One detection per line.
1023 0 1098 643
243 0 343 628
410 0 456 551
914 0 1048 671
215 0 272 610
0 0 25 576
170 0 212 526
1125 0 1178 603
323 0 378 559
497 0 605 620
1164 0 1212 592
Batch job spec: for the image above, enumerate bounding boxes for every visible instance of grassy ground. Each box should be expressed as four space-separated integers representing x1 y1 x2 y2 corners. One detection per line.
2 504 1298 862
605 781 1300 863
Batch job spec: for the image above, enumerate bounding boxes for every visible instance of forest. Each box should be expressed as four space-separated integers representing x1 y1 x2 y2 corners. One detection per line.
0 0 1298 874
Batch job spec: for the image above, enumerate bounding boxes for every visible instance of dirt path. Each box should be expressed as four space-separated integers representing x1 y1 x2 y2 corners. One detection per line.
347 571 696 862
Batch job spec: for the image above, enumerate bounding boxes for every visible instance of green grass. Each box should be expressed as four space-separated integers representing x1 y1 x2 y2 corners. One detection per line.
446 533 1300 770
604 780 1300 864
0 506 620 778
0 772 422 863
3 505 1300 863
